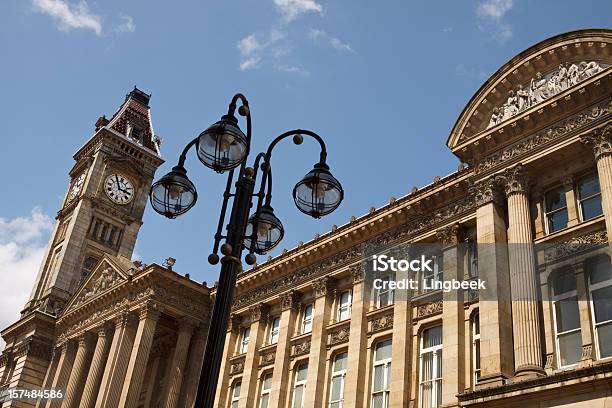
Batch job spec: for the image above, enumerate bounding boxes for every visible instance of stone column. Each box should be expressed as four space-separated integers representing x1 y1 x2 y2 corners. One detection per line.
95 312 138 407
78 324 112 408
438 224 465 406
45 340 76 408
179 324 209 408
268 290 299 408
472 178 514 386
213 314 241 408
344 265 368 408
118 302 161 408
61 333 92 408
161 317 195 408
303 276 335 408
582 124 612 242
497 165 544 378
35 348 60 408
142 354 161 408
238 303 269 408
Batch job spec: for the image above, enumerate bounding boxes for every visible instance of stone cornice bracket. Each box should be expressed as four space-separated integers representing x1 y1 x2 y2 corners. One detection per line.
139 301 162 321
279 290 300 311
581 123 612 161
312 276 336 299
250 303 269 323
496 163 530 196
469 177 503 207
229 314 242 334
436 223 461 248
350 263 365 283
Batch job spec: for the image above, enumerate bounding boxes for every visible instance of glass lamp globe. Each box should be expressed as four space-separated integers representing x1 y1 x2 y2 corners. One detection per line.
196 115 248 173
244 205 284 254
149 166 197 219
293 163 343 218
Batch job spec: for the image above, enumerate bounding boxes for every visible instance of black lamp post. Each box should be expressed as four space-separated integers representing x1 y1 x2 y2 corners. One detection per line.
149 93 343 408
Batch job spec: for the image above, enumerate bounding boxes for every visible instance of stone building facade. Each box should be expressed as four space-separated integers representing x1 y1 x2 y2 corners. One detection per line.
1 29 612 408
214 29 612 408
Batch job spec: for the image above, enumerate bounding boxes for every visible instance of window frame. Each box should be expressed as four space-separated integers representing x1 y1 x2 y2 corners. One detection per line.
587 257 612 360
376 275 394 308
419 325 443 408
230 381 241 408
329 352 347 408
423 253 443 293
472 313 480 384
291 362 308 408
269 316 280 345
551 269 581 368
544 186 569 234
239 327 251 354
301 304 313 334
337 290 352 321
258 372 273 408
371 339 392 408
577 173 603 222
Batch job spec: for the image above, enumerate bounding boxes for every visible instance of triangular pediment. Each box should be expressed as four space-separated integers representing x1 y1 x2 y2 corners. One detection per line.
64 255 132 313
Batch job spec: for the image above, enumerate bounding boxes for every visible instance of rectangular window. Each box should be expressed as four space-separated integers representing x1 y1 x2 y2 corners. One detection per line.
552 268 581 367
230 381 241 408
377 275 394 308
423 254 443 293
472 314 481 384
467 240 478 277
329 352 347 408
337 290 352 321
545 187 568 233
302 305 313 334
578 174 603 221
269 317 280 345
588 256 612 359
420 325 442 408
259 373 272 408
239 327 250 354
371 340 392 408
291 363 308 408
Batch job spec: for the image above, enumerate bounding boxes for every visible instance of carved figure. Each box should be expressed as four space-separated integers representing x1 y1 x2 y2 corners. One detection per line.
516 84 529 111
530 72 548 104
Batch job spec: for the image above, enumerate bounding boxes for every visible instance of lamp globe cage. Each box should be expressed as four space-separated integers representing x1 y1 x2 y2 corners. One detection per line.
243 205 284 254
293 162 343 218
196 115 248 172
149 166 197 219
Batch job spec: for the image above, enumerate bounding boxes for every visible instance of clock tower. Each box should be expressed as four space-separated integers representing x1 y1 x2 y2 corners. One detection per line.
22 88 164 316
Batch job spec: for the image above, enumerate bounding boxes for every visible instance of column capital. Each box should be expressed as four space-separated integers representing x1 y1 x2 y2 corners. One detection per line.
229 313 243 334
436 223 461 248
250 303 269 323
350 263 365 283
312 276 336 298
139 301 162 321
470 177 503 207
496 164 530 196
279 290 300 311
115 310 136 329
581 124 612 161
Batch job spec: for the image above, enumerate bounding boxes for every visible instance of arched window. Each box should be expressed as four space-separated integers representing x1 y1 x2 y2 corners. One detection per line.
551 267 581 367
419 325 442 408
80 256 99 281
371 339 392 408
587 255 612 359
230 381 241 408
329 352 347 408
472 313 481 384
291 363 308 408
258 372 272 408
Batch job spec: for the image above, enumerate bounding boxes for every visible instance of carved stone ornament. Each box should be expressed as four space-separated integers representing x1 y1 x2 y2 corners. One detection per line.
469 177 502 207
230 356 245 375
487 61 606 129
477 99 612 173
581 123 612 161
350 263 365 283
291 339 311 357
436 223 460 248
370 313 394 333
280 290 300 311
544 230 608 262
229 314 242 334
72 267 125 309
312 276 335 298
496 164 530 196
139 301 162 321
416 300 443 319
250 303 269 323
259 348 277 367
329 325 350 346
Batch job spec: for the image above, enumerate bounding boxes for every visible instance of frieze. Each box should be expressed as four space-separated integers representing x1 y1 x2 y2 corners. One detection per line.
369 312 394 333
486 61 606 129
476 98 612 173
544 230 607 262
328 323 350 347
71 267 125 310
230 356 245 375
416 300 443 320
291 338 311 357
436 224 460 247
259 347 277 367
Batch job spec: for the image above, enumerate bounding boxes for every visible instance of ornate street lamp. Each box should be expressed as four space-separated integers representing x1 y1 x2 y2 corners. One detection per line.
149 93 343 408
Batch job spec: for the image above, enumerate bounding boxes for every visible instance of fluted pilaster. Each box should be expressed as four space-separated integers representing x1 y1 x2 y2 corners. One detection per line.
162 317 196 408
79 324 112 408
45 341 75 408
179 324 209 408
61 334 92 408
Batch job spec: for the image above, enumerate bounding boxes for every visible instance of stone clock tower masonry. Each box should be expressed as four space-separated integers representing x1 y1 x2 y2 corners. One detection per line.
0 88 164 399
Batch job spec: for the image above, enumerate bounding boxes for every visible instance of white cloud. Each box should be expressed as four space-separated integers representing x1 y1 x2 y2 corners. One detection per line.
275 64 310 77
240 56 262 71
115 14 135 33
32 0 102 36
237 29 286 71
308 29 354 53
273 0 322 23
442 26 454 33
0 208 53 345
476 0 514 42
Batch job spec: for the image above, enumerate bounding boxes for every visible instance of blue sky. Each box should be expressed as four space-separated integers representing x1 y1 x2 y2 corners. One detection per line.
0 0 610 327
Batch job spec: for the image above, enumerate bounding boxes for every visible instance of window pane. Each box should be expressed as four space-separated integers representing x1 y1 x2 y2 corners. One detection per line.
581 196 603 220
292 386 303 408
375 340 392 361
233 382 241 397
259 394 269 408
330 403 340 408
436 379 442 407
578 175 600 199
558 331 581 366
297 363 308 381
331 377 342 400
475 339 480 370
546 189 567 212
592 286 612 323
372 393 384 408
334 352 347 371
421 382 432 408
597 322 612 358
555 298 581 332
473 314 480 335
588 258 612 285
378 291 389 307
373 365 384 392
436 350 442 378
421 352 433 381
263 374 272 390
423 326 442 348
548 210 568 232
553 269 576 296
231 402 238 408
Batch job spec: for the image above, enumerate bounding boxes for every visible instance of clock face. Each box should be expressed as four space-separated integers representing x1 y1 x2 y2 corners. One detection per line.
104 174 135 205
69 173 86 201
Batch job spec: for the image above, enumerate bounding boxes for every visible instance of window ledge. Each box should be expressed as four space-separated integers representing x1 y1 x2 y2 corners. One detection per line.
534 216 605 244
